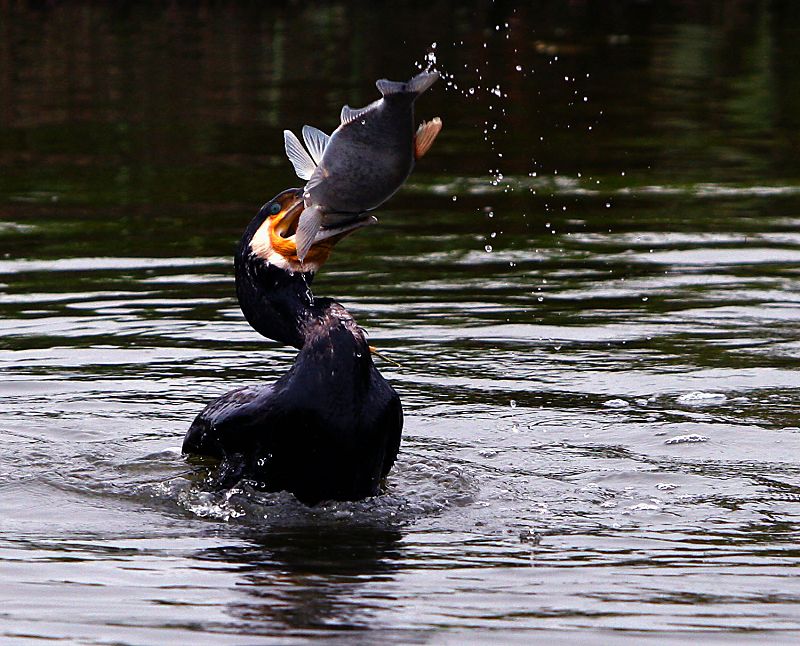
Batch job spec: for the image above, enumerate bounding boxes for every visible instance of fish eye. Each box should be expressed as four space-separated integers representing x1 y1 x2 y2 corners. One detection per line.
269 202 281 215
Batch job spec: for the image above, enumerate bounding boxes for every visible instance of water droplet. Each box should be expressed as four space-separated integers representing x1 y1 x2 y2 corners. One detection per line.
515 65 523 71
510 399 517 408
468 87 475 95
490 231 497 238
484 244 493 252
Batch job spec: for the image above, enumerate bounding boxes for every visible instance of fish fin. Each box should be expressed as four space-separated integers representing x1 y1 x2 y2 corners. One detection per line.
406 70 440 95
283 129 316 180
304 165 327 192
323 211 366 227
375 79 407 96
414 117 443 160
301 125 330 165
376 71 440 97
340 103 374 125
295 204 324 262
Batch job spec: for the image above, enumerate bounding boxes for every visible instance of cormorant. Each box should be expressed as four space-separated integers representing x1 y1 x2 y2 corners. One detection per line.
182 188 403 506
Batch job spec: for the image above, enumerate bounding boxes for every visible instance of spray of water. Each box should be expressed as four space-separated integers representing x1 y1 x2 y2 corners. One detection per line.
414 19 609 297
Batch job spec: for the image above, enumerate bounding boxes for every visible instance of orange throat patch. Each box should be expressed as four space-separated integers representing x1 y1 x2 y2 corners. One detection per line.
250 209 333 273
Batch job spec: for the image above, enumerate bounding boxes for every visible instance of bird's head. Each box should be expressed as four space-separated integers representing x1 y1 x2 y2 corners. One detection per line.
249 188 375 274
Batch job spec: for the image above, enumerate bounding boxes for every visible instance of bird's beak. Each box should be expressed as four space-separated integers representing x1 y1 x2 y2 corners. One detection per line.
272 196 305 240
267 195 376 270
274 199 375 248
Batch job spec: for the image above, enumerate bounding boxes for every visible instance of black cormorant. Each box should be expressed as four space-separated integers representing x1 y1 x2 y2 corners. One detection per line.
182 188 403 506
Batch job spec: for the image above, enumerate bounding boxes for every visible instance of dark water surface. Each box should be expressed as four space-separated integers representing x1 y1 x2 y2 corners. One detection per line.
2 2 800 643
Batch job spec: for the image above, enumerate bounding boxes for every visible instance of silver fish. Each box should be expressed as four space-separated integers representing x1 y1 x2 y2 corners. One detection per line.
283 71 442 260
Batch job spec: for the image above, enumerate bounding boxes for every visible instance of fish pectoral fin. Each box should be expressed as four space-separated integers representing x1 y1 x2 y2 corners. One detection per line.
295 204 324 262
283 129 317 180
301 125 330 165
414 117 443 160
304 164 327 192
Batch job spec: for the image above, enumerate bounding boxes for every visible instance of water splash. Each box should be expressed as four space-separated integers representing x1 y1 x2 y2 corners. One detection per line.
141 452 478 529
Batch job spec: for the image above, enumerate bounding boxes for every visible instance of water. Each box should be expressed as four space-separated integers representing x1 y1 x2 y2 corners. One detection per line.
2 2 800 643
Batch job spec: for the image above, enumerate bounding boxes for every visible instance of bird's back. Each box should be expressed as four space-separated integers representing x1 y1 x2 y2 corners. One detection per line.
182 313 403 505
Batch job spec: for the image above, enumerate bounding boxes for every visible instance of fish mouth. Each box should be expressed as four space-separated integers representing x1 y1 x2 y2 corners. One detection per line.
275 200 376 246
314 214 378 243
259 189 375 271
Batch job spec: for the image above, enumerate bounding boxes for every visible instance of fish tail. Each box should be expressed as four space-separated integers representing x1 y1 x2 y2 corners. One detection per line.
376 71 439 98
295 204 324 262
406 70 439 95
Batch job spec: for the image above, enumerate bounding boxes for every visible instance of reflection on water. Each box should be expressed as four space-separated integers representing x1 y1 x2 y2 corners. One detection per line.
199 528 405 632
2 1 800 643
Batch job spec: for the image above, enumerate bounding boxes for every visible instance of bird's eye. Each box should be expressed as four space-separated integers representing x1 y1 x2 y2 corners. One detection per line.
269 202 281 215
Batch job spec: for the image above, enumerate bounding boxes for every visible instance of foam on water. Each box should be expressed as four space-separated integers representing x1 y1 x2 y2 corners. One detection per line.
677 391 728 406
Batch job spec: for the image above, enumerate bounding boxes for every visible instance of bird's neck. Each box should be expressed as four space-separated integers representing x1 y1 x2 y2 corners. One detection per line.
236 250 366 356
234 251 315 349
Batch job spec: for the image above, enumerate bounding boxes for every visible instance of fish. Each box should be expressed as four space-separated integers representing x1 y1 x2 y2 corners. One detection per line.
283 70 442 260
